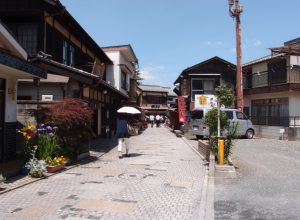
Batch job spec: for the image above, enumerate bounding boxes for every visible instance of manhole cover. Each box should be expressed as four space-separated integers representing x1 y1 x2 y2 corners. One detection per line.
118 172 147 180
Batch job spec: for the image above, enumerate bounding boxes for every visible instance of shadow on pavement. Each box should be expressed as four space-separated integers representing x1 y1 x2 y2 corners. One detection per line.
126 153 143 158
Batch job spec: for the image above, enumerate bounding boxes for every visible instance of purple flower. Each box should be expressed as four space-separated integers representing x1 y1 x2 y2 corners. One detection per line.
46 126 52 131
48 132 54 137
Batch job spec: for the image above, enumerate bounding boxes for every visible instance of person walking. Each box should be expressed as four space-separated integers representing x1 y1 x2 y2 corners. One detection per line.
116 114 130 158
149 114 155 128
155 114 161 127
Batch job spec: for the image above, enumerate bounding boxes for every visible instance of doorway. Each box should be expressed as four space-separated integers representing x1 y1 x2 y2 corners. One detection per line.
0 78 5 162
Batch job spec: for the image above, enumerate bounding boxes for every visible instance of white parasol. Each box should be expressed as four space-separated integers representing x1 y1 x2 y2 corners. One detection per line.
117 106 141 114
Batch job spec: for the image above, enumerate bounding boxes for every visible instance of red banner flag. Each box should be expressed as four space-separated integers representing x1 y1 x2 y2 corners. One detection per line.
177 96 186 123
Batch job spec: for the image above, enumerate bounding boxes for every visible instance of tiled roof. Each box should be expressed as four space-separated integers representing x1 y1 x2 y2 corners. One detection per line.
138 85 168 93
162 87 177 97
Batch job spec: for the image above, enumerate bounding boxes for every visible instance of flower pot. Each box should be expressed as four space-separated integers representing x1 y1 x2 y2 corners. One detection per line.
46 163 65 173
30 171 44 178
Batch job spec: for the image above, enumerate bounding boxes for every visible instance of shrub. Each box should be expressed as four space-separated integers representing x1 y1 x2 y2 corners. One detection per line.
42 98 94 160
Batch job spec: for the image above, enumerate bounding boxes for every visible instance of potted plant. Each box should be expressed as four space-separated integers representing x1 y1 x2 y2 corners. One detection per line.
25 146 47 178
46 156 66 173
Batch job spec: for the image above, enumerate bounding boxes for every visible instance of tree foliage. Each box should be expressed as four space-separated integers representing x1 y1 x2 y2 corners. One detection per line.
42 98 94 159
204 85 237 162
215 85 234 107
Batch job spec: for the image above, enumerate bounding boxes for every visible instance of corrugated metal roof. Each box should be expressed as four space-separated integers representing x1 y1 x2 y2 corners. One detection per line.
243 54 285 67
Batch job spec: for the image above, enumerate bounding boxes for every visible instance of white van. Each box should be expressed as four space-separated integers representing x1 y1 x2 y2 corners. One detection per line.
190 108 255 139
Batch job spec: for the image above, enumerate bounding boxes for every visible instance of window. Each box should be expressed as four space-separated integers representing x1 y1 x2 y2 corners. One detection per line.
121 71 127 90
62 41 75 67
62 41 68 65
251 98 289 126
191 79 215 101
191 110 204 119
224 111 233 119
236 111 247 120
17 96 31 100
145 96 165 104
69 45 75 67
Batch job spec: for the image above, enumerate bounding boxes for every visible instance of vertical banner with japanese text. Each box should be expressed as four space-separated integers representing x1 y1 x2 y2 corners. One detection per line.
177 96 186 123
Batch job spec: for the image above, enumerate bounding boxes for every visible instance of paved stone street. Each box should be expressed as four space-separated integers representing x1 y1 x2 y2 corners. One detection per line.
215 138 300 220
0 127 207 220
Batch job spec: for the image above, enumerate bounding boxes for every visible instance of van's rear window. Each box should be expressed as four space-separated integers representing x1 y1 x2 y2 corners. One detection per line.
191 110 204 119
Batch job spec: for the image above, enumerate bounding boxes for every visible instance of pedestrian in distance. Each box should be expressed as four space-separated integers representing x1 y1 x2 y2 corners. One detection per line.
155 114 161 127
116 114 130 158
149 114 155 128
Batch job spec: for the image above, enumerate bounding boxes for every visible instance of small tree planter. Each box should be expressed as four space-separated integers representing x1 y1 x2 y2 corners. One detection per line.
46 163 65 173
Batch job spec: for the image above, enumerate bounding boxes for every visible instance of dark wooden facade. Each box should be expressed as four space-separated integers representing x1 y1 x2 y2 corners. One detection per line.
174 56 236 110
138 85 168 116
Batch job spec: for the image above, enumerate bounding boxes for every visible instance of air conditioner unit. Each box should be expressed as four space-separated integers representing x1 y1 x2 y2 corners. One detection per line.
41 95 53 102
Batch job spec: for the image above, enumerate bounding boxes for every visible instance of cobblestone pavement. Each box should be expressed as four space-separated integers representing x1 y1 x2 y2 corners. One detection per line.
0 127 207 220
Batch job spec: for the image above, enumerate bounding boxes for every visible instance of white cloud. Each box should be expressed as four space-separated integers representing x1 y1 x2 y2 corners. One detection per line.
254 40 262 46
205 41 223 46
139 65 165 80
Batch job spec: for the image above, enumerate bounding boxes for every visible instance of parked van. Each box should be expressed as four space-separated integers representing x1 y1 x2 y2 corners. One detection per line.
190 108 255 139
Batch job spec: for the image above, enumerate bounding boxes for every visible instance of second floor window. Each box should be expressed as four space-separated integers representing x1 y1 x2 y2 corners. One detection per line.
62 41 68 65
191 79 215 101
69 45 75 67
62 41 75 67
121 71 127 90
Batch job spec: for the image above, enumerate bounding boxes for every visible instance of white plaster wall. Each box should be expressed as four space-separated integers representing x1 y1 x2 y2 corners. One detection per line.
289 91 300 116
0 73 17 122
104 51 121 90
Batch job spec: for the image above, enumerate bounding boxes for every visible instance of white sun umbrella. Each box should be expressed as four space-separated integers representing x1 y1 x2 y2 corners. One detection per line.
117 106 141 114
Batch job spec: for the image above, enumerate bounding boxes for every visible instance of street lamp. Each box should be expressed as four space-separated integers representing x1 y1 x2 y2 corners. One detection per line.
228 0 244 112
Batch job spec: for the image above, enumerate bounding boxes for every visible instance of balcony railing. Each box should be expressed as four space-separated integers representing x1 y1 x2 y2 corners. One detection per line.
244 68 300 89
250 116 300 127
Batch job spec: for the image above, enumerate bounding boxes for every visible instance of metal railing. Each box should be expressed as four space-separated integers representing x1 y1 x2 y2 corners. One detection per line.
244 68 300 89
250 116 300 127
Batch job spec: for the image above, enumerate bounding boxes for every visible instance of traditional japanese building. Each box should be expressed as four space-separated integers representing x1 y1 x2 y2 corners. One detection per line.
0 0 128 138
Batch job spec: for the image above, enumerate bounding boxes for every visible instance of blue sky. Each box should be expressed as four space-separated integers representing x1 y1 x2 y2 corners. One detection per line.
61 0 300 88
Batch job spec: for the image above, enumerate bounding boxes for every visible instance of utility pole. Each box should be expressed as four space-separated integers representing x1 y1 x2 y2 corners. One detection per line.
228 0 244 112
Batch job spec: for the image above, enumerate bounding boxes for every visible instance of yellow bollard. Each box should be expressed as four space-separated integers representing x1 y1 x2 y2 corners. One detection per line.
219 139 224 165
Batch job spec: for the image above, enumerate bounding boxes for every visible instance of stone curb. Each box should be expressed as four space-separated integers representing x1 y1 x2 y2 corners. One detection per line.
181 136 214 220
0 151 106 195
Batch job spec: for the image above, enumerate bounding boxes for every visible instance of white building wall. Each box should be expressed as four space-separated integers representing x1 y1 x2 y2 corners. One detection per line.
104 51 121 90
104 50 134 96
289 91 300 116
0 73 17 122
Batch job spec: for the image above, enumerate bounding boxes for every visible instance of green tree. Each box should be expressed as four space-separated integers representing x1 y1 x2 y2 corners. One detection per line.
204 85 237 162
